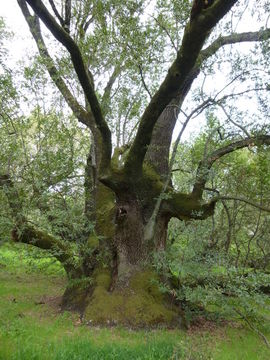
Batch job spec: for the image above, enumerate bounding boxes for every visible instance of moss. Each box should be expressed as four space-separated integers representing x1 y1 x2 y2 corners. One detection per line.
94 268 111 290
96 184 116 240
84 270 179 328
130 270 164 302
84 288 176 327
125 293 174 325
141 164 163 190
85 286 124 324
111 145 130 169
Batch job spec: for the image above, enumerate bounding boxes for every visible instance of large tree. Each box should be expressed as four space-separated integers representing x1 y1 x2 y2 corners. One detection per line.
1 0 270 326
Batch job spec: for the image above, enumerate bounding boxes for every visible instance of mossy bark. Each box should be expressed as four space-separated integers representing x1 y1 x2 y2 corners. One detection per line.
61 167 180 327
60 163 216 326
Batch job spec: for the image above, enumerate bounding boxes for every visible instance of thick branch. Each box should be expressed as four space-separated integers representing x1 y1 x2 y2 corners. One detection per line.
18 0 92 128
0 173 82 278
200 28 270 61
144 68 200 177
13 224 82 277
23 0 112 168
124 0 238 175
192 135 270 198
161 191 217 221
144 27 270 178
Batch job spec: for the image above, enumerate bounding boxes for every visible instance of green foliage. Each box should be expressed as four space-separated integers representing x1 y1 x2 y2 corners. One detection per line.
172 118 270 269
0 243 64 276
157 120 270 329
0 107 91 245
155 216 270 331
1 0 270 338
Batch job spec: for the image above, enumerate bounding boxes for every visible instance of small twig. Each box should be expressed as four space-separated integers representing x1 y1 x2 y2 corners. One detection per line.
216 195 270 213
216 102 250 137
152 16 178 52
138 64 152 99
48 0 65 27
233 308 270 349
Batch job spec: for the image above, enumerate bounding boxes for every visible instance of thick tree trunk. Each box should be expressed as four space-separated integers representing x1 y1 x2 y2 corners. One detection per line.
83 205 179 328
60 154 217 326
61 189 180 327
114 198 168 285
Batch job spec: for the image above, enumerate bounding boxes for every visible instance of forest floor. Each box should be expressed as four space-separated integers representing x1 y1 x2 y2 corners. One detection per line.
0 243 270 360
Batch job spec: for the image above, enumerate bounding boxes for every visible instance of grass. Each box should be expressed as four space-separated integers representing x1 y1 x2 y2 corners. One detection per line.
0 242 270 359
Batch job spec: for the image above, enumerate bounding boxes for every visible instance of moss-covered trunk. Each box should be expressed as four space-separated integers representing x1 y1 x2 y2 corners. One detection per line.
60 154 216 326
84 199 178 327
61 185 181 327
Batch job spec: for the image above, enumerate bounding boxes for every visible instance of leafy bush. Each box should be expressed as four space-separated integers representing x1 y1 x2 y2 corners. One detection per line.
154 225 270 329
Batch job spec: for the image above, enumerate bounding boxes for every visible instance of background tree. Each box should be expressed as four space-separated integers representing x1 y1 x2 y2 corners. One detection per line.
1 0 270 326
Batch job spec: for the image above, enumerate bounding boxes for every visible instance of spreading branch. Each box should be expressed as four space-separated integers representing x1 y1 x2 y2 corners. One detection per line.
0 173 82 278
200 28 270 62
124 0 238 175
216 196 270 213
144 26 270 179
161 191 217 221
18 0 92 129
192 135 270 198
23 0 112 169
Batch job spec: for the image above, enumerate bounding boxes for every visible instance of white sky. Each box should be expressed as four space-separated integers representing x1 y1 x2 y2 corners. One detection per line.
0 0 36 64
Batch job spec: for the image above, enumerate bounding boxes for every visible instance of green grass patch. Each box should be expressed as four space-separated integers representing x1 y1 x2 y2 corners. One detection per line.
214 327 270 360
0 243 270 359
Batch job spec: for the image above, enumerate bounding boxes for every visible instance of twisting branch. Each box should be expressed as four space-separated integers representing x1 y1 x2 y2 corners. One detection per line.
192 135 270 199
0 173 82 278
216 196 270 213
17 0 91 128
